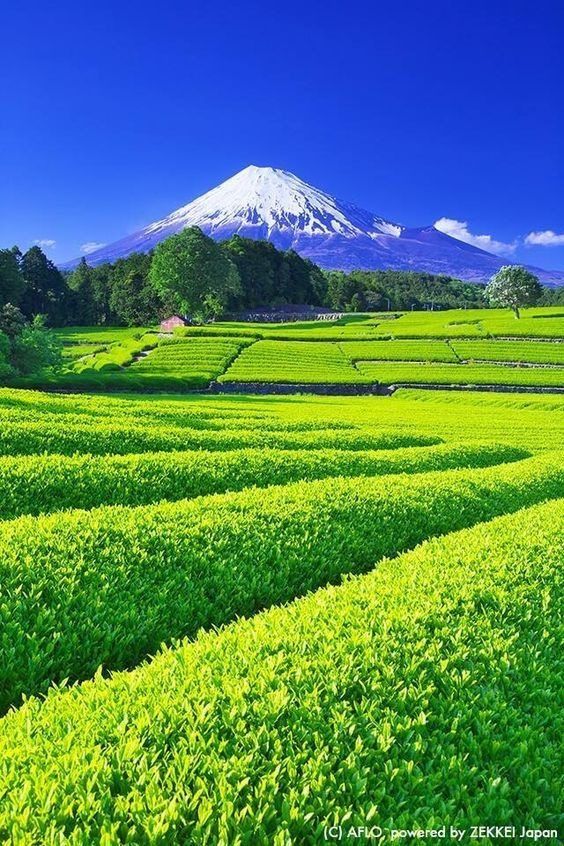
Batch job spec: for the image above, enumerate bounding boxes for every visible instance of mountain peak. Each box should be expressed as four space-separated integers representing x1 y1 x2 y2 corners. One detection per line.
61 167 564 286
139 164 401 246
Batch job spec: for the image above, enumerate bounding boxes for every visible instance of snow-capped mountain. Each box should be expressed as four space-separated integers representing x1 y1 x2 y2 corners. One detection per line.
62 165 564 285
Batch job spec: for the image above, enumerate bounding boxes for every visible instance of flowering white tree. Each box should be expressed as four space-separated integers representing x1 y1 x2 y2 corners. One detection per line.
486 265 542 319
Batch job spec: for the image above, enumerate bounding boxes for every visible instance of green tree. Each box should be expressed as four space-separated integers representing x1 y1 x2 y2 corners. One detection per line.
89 264 115 324
348 291 367 312
0 302 27 338
0 331 12 381
221 236 277 307
20 246 66 324
149 227 240 321
486 265 543 318
0 306 62 376
280 250 316 304
110 269 160 325
67 259 98 324
0 248 24 307
10 315 62 374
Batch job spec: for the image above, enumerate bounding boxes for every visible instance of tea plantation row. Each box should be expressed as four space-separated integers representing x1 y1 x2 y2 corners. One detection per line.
1 453 562 713
0 442 527 519
0 499 561 842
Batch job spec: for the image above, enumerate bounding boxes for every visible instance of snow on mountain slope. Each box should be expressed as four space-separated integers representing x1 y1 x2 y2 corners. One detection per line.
61 166 564 285
144 165 403 241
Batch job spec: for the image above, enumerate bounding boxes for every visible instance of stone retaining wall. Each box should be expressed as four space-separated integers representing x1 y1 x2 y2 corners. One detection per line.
209 381 393 396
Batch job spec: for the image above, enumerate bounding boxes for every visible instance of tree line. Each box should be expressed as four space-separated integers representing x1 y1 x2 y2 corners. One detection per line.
1 228 563 329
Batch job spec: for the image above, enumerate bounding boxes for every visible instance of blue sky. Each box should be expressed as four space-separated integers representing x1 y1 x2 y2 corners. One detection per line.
1 0 563 269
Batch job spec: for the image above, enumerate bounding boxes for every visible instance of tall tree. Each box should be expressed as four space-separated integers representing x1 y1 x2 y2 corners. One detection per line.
67 259 98 324
90 264 115 324
149 227 240 321
0 247 24 307
20 246 66 324
221 236 277 307
486 265 542 318
110 269 160 325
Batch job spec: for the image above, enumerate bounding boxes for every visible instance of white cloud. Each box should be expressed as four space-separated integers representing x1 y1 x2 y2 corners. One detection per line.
80 241 107 254
524 229 564 247
34 238 56 249
434 217 517 256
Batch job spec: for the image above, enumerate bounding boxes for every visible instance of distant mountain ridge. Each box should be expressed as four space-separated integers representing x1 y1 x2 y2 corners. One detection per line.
62 165 564 286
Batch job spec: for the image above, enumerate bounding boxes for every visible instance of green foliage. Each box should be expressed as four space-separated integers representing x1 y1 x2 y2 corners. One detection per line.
67 258 99 324
56 325 155 343
0 415 437 457
19 245 67 324
342 339 458 362
219 340 371 383
324 268 487 311
0 247 24 306
451 339 564 365
0 301 27 338
149 226 241 320
0 379 561 837
108 253 160 325
9 315 63 375
486 265 543 318
70 333 158 373
0 306 62 379
0 441 527 520
128 336 253 385
221 236 322 308
0 499 561 841
355 360 564 387
0 331 12 379
0 452 561 712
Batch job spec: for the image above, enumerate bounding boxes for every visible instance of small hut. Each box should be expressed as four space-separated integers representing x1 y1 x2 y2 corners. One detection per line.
160 315 190 333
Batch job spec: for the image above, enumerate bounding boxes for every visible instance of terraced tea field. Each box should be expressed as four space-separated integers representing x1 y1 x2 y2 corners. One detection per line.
0 384 562 841
28 307 562 392
217 339 370 383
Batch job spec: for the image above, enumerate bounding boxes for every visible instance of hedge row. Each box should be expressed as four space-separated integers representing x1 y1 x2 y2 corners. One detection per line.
356 361 564 388
0 453 562 712
0 499 561 842
6 369 213 392
218 340 371 384
71 333 158 373
0 420 439 457
0 403 352 433
0 442 528 519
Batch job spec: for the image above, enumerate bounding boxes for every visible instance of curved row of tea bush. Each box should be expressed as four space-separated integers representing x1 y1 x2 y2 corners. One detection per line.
0 419 439 457
0 453 562 712
0 442 528 520
0 402 354 434
71 333 158 373
0 499 561 842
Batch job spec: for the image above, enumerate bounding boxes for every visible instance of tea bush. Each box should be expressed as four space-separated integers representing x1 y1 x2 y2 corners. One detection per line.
0 442 528 519
0 499 561 842
0 453 561 712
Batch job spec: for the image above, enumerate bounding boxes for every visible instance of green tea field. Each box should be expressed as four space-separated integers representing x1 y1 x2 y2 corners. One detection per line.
7 307 564 393
0 378 562 842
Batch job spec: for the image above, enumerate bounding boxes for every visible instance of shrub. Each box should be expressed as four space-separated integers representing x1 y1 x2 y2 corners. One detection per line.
0 453 561 711
0 420 440 457
0 442 528 519
0 500 561 841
